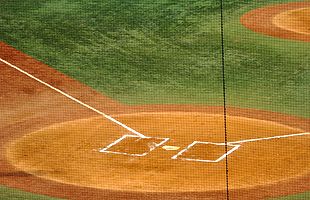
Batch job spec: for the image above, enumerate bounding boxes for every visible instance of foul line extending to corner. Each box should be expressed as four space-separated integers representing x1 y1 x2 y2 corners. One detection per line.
171 132 310 163
228 132 310 145
0 58 146 138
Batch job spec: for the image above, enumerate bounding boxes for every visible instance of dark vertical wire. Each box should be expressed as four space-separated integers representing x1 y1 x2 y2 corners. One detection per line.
219 0 229 199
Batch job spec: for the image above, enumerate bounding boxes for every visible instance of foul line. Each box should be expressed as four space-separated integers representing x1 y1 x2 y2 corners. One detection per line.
0 58 146 138
228 132 310 145
1 57 309 150
99 134 169 156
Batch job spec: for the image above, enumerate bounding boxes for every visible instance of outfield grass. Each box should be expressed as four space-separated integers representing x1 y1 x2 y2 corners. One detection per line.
0 0 308 117
0 186 60 200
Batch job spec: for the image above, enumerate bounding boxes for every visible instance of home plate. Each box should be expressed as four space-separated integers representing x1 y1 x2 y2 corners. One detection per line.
162 146 180 151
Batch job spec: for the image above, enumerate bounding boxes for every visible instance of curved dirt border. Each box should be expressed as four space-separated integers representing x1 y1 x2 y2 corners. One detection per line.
240 2 310 42
0 42 309 199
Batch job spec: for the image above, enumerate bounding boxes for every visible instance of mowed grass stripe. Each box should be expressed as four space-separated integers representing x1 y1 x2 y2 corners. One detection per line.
0 186 61 200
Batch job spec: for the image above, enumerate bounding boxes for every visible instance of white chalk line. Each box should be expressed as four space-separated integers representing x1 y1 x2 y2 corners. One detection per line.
171 141 240 163
0 58 146 138
97 132 310 162
2 58 309 162
99 134 169 156
171 132 310 163
228 132 310 145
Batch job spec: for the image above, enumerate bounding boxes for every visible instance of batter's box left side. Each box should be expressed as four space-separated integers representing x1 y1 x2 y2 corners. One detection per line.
99 135 170 156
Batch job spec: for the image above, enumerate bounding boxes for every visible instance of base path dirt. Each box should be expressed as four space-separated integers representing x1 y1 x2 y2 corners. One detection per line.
240 2 310 42
0 42 310 199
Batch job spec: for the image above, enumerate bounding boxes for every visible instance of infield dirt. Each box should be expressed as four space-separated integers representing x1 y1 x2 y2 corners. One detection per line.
240 2 310 42
0 41 310 200
273 8 310 35
7 113 307 193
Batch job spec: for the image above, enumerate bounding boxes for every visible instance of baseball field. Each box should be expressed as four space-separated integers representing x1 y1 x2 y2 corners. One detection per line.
0 0 309 199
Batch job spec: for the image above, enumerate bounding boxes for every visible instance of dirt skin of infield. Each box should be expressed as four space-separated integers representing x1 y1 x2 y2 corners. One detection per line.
7 113 309 193
240 2 310 42
273 8 310 35
0 42 310 199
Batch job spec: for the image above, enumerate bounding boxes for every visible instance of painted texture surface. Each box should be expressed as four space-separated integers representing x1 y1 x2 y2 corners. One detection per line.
0 0 309 199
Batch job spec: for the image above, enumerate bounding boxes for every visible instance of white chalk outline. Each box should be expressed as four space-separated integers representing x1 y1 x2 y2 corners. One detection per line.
1 58 309 162
99 134 169 156
171 141 240 163
228 132 310 144
172 132 310 163
0 58 146 138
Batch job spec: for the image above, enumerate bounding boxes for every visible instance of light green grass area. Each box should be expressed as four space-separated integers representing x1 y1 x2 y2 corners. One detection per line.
0 186 60 200
0 0 308 117
0 186 309 200
271 191 310 200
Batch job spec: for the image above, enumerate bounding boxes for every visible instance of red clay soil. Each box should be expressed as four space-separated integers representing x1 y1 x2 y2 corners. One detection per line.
0 41 309 199
240 2 310 42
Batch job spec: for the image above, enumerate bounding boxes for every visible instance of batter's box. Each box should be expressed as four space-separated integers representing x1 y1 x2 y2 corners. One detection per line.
99 135 169 156
171 141 240 163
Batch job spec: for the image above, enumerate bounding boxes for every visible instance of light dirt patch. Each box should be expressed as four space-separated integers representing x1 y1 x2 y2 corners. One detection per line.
273 8 310 35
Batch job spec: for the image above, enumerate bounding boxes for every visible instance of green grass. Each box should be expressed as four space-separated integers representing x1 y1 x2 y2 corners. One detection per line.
223 0 310 117
271 191 310 200
0 0 308 117
0 186 60 200
0 185 309 200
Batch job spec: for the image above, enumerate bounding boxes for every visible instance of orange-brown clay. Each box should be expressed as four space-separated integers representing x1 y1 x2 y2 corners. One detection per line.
240 2 310 42
7 113 309 193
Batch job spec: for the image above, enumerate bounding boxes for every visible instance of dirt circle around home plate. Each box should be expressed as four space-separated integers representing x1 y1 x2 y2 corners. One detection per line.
240 2 310 42
7 112 310 192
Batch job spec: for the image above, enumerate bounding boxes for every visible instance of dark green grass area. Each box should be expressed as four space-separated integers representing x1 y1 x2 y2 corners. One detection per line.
0 185 308 200
0 186 60 200
0 0 309 117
